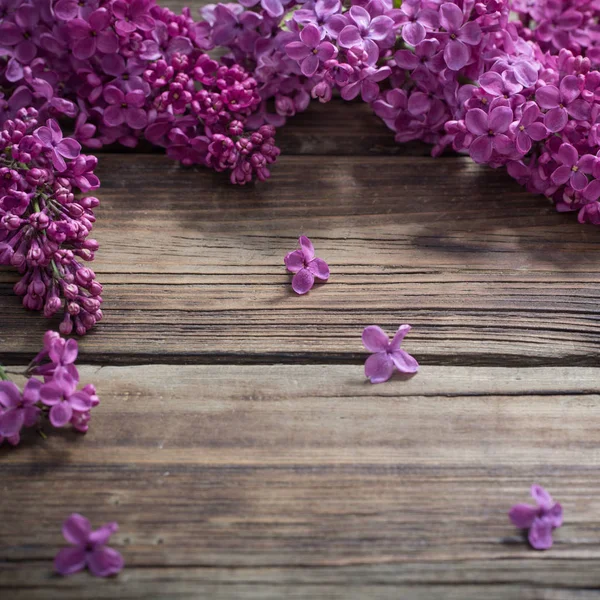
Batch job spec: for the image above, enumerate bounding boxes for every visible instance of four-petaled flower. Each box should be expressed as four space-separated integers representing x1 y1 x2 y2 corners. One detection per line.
550 143 597 191
40 372 93 428
55 513 124 577
33 119 81 173
362 324 419 384
511 102 548 154
465 106 513 163
103 86 148 130
338 6 394 56
0 379 41 437
535 77 590 133
509 485 563 550
284 235 330 295
286 24 338 78
439 3 482 71
112 0 155 35
68 8 119 60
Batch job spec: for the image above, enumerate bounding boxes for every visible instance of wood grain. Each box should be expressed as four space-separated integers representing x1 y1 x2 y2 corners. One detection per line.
2 365 600 599
2 154 600 364
2 7 600 594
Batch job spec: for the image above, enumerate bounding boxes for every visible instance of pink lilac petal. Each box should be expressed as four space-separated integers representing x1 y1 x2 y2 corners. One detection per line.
291 268 314 294
307 257 330 280
0 409 24 437
87 546 124 577
54 547 87 575
508 504 538 529
300 24 321 47
402 21 425 46
528 517 554 550
390 324 412 350
299 235 314 261
362 325 390 352
284 250 305 273
465 109 488 136
50 402 73 427
389 349 419 373
63 514 92 545
531 484 554 509
470 136 493 163
444 39 469 71
88 523 118 546
0 381 21 408
364 351 394 383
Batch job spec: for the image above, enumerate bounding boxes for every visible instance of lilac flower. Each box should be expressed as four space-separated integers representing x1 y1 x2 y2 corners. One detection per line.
512 102 547 154
338 6 394 56
33 119 81 172
294 0 341 28
0 379 41 437
535 77 588 133
286 25 337 78
465 106 513 163
211 5 262 49
54 0 99 21
112 0 154 35
284 235 330 295
0 3 40 64
509 485 563 550
40 371 93 428
479 71 523 99
55 514 124 577
399 1 439 47
341 50 391 103
68 9 119 60
362 325 419 384
550 143 596 191
394 39 442 75
438 3 482 71
102 87 147 130
238 0 287 19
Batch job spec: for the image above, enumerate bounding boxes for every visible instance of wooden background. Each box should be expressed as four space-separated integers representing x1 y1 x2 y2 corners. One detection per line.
2 2 600 598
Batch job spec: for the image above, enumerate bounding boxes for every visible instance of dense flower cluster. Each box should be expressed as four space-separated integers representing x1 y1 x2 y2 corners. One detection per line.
143 54 280 183
0 0 280 184
4 0 600 219
203 0 600 223
0 113 102 332
448 47 600 225
0 331 99 446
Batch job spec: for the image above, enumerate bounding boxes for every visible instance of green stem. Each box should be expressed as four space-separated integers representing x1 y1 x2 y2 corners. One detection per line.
0 365 8 381
51 260 61 280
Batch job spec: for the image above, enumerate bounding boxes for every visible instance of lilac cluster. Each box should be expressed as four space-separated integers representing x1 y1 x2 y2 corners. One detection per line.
0 112 102 332
254 0 600 223
448 46 600 225
143 54 280 183
0 0 280 183
0 331 100 446
511 0 600 61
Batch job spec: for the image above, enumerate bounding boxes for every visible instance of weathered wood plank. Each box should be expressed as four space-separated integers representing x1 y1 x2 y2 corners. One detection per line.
1 154 599 364
1 365 600 598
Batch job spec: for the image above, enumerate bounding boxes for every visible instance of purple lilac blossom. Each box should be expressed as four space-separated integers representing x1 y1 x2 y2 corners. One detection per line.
1 113 102 333
4 0 600 222
509 485 563 550
55 514 124 577
284 235 330 294
362 325 419 384
0 331 100 446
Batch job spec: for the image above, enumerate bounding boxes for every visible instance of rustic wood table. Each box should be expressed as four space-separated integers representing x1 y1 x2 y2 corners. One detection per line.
2 5 600 597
